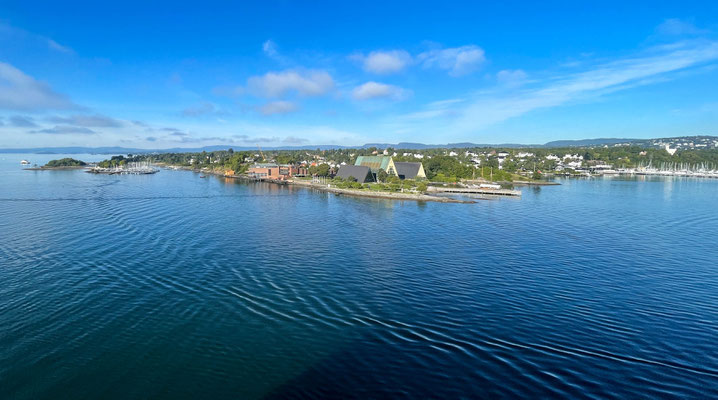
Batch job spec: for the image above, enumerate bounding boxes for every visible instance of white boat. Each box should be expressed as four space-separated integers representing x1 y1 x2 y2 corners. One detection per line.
478 183 502 190
20 160 30 165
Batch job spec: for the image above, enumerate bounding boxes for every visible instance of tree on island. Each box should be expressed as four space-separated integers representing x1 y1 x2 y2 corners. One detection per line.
44 158 87 167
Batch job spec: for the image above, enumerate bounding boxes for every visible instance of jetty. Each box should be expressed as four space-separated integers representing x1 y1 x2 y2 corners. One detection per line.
427 185 522 196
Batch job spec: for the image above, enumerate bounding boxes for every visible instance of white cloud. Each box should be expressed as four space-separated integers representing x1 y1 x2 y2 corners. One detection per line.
261 40 290 64
0 62 76 111
47 114 124 127
451 40 718 132
656 19 708 36
247 69 334 98
263 40 279 58
418 45 485 76
260 100 299 115
354 50 412 74
282 136 308 144
400 98 465 120
9 115 39 127
47 39 74 54
0 22 74 55
29 125 96 135
352 81 408 101
496 69 528 86
181 102 218 117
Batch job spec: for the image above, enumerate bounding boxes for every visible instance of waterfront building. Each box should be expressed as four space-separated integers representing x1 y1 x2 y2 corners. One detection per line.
247 163 308 180
354 155 396 174
354 156 425 180
336 165 374 183
393 162 426 179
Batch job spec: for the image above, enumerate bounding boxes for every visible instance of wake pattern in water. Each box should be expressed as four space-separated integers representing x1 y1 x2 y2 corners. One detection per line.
1 170 717 399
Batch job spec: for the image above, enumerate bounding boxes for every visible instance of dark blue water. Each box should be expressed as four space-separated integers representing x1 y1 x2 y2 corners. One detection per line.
1 154 717 399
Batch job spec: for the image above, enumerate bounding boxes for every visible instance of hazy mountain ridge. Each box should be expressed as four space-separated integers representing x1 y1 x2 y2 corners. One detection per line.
2 136 716 154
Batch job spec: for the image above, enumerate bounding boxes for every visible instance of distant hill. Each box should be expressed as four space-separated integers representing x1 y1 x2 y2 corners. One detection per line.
542 138 636 147
363 142 536 149
2 136 715 154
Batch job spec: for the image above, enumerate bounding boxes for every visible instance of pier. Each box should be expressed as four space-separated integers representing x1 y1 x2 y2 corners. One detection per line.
427 186 522 196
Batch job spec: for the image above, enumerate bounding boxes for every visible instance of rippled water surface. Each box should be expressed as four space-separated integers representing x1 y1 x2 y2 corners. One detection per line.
1 154 717 399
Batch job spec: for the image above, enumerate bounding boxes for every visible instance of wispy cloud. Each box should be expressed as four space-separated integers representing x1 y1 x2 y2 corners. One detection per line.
282 136 308 144
400 98 465 120
181 102 220 117
29 125 96 135
46 114 123 127
0 22 74 55
496 69 528 86
352 50 412 74
242 69 334 98
9 115 39 127
260 100 299 115
352 81 408 101
449 40 718 132
47 39 74 54
418 45 485 76
656 18 709 36
263 40 279 58
0 62 77 111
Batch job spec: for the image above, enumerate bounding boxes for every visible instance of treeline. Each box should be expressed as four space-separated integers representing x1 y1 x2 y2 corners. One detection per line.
106 150 255 173
45 158 87 167
97 143 718 181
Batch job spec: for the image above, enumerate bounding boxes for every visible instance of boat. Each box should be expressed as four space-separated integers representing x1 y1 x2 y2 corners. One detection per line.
20 160 30 165
199 175 207 178
478 183 502 190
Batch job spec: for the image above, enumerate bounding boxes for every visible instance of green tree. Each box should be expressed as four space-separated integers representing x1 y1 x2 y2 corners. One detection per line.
377 170 388 182
315 163 330 177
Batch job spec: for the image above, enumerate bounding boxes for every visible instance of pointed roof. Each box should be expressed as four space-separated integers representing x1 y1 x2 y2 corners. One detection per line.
354 156 392 172
393 162 424 179
336 165 374 183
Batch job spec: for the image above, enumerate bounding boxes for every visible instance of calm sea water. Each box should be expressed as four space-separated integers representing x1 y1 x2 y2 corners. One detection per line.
1 154 717 399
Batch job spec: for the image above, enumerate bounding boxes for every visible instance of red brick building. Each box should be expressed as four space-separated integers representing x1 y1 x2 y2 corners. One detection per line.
247 163 308 180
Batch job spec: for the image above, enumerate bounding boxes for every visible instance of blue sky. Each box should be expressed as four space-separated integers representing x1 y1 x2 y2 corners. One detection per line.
1 1 717 148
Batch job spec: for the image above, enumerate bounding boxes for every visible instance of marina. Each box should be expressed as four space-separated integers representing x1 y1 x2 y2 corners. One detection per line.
87 161 159 175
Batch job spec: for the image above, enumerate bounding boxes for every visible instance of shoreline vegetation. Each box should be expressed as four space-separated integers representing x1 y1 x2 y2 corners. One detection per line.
24 158 88 170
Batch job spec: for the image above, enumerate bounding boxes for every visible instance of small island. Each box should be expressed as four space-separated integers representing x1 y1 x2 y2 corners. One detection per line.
24 158 88 170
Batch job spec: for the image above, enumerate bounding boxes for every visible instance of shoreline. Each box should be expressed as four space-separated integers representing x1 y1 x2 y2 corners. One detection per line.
289 180 476 203
510 180 561 186
160 165 476 204
24 166 88 171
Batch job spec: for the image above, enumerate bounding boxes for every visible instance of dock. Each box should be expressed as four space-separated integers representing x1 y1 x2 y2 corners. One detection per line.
427 186 522 196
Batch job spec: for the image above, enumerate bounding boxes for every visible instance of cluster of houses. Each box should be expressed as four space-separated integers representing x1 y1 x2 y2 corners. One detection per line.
246 155 426 183
546 154 585 171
